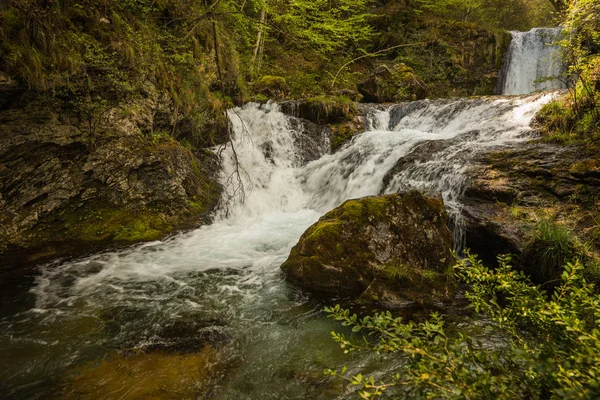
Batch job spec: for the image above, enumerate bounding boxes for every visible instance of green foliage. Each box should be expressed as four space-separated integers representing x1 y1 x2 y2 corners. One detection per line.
539 0 600 143
269 0 375 58
0 0 247 144
326 252 600 399
415 0 556 30
379 260 412 282
0 0 379 126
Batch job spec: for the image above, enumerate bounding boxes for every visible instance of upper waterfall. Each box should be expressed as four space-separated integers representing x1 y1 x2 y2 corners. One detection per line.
499 27 566 95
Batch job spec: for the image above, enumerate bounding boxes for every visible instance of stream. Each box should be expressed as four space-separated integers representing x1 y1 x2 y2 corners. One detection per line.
0 28 565 399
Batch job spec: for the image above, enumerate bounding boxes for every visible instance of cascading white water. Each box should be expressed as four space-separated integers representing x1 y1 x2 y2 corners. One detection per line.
1 94 557 398
499 27 566 95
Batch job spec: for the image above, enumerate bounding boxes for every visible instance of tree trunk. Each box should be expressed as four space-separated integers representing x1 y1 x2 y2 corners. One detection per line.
549 0 568 12
251 8 266 75
212 18 224 91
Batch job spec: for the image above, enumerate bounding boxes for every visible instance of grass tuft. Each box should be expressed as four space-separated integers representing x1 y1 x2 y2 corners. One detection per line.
520 219 583 285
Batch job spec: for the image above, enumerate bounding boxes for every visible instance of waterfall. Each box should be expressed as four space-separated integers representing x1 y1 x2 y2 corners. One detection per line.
30 95 555 308
499 28 566 95
2 94 558 399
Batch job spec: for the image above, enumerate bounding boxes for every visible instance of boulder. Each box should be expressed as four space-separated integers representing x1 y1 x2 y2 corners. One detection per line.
358 64 428 103
281 192 455 309
254 75 289 99
280 96 357 125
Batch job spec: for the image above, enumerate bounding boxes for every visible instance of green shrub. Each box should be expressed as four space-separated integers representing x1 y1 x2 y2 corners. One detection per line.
325 252 600 399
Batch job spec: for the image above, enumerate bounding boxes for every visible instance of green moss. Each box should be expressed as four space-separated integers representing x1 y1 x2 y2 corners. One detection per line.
188 191 216 216
256 75 287 87
379 259 452 286
253 75 289 99
188 157 221 217
66 206 171 243
330 125 357 151
570 159 600 174
379 260 412 281
306 220 342 243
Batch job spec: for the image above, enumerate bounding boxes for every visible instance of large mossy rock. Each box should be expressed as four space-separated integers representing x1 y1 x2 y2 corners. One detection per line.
280 95 357 125
281 192 455 308
0 91 222 266
358 64 428 103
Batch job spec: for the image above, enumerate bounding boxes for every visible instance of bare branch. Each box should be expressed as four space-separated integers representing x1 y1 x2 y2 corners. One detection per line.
329 42 428 90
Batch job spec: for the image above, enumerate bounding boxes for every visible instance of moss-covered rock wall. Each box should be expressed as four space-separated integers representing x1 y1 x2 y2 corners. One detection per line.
0 86 221 266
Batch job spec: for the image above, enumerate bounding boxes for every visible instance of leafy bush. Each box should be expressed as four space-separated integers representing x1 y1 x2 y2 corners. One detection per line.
537 0 600 143
325 252 600 399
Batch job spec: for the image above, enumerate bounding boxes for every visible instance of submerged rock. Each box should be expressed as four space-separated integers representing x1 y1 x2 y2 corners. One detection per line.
281 192 455 308
62 345 222 399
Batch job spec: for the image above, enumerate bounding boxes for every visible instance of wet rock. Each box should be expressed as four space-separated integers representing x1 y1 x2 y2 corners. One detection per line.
0 72 24 111
280 96 356 125
462 142 600 265
281 98 366 152
381 130 481 191
281 192 455 309
0 94 222 266
287 117 331 164
358 64 428 103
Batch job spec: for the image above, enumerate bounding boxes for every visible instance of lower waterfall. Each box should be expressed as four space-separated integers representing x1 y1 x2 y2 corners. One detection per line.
0 93 557 399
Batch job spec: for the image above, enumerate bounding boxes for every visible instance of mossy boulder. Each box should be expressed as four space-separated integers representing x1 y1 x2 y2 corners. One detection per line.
254 75 289 100
358 64 428 103
280 95 357 125
281 192 455 309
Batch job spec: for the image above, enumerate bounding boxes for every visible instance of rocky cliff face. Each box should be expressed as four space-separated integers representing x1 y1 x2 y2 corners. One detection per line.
463 142 600 263
0 82 221 266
